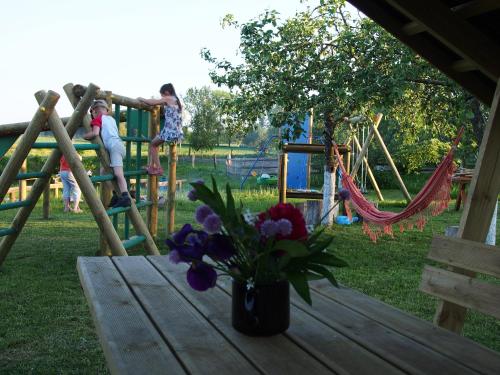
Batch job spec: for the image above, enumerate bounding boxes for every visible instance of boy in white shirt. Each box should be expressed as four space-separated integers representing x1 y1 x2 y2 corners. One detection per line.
84 100 131 208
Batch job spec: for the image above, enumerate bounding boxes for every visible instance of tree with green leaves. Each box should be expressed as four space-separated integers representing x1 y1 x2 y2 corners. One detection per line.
202 0 486 222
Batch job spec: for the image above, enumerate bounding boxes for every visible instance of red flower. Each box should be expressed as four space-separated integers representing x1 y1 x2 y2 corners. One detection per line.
256 203 307 240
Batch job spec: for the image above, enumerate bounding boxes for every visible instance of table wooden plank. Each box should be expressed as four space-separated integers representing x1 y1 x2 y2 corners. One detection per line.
151 256 404 375
311 279 500 375
149 256 344 375
77 257 185 375
113 256 259 375
292 289 477 374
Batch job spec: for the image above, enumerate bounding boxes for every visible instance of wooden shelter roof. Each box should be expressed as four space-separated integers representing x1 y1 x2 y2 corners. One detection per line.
347 0 500 105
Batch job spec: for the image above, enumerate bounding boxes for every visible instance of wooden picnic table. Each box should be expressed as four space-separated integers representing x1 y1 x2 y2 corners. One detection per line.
77 256 500 375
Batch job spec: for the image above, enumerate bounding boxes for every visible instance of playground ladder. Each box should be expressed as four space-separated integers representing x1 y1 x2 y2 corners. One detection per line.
0 84 159 266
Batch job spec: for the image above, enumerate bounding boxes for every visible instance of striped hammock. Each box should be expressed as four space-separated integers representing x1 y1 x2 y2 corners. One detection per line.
334 128 464 241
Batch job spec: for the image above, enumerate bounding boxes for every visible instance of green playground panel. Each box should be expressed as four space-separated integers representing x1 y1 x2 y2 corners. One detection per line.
126 109 150 137
0 135 18 159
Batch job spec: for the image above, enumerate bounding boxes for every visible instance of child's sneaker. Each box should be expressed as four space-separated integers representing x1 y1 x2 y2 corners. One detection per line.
109 192 119 207
112 194 131 208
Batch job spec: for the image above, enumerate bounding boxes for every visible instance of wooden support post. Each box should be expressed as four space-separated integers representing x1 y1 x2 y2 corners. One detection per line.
434 79 500 332
0 88 90 266
19 160 27 201
351 113 383 177
278 152 288 203
43 182 50 219
371 123 412 203
0 92 59 204
166 144 177 235
64 83 159 255
147 106 160 238
349 125 384 201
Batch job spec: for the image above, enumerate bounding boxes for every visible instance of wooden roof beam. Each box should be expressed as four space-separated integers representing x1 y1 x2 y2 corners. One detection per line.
403 0 500 36
347 0 495 104
387 0 500 81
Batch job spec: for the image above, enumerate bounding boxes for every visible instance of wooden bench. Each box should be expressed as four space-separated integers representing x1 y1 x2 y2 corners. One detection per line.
420 235 500 321
78 255 500 374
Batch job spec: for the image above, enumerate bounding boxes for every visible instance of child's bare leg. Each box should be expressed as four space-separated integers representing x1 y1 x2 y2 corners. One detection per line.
113 166 128 194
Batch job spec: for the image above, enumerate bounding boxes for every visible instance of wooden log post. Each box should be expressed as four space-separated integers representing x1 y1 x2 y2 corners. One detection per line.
0 92 59 204
166 144 177 235
19 159 27 201
278 153 288 203
371 122 412 203
147 106 160 238
64 83 159 256
351 113 383 177
0 88 92 266
434 79 500 332
349 125 384 201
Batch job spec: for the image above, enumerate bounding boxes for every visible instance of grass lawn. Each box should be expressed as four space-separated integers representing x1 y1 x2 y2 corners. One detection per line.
1 160 499 373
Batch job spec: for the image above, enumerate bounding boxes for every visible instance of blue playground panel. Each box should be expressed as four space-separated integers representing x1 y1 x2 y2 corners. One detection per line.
285 113 311 189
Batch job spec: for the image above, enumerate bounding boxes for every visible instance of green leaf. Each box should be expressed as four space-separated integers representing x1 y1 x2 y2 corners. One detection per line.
274 240 309 257
225 183 238 223
287 271 312 305
307 264 339 287
308 235 334 254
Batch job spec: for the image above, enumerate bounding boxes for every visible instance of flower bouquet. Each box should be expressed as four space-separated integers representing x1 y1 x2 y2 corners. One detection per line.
167 177 347 335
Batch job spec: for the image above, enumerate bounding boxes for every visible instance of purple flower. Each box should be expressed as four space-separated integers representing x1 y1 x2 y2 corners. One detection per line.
339 189 351 201
203 213 222 234
187 262 217 291
187 189 197 201
193 179 204 185
195 205 213 224
206 234 236 260
172 224 193 244
276 218 293 236
260 219 278 237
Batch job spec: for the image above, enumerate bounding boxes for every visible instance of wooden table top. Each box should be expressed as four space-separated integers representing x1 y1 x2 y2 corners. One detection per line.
77 256 500 375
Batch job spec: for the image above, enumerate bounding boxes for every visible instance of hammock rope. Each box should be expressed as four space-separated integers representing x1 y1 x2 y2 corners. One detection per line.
334 127 464 241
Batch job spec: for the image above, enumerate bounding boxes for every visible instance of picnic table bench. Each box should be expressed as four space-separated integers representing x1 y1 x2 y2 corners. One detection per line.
77 255 500 375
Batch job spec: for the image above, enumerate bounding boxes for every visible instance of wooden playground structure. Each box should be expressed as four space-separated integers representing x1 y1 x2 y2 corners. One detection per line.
0 82 181 265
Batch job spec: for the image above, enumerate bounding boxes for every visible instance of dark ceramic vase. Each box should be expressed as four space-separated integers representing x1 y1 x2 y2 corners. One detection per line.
231 279 290 336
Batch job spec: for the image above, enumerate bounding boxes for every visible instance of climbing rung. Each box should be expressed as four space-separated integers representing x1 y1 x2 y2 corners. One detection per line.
32 142 59 149
136 200 153 209
16 172 49 180
74 144 101 150
90 174 115 183
0 227 16 237
124 169 148 177
122 235 146 250
106 206 131 216
0 200 32 211
121 136 151 143
32 142 100 150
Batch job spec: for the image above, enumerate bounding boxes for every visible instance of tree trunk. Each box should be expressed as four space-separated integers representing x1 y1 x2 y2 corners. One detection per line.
321 111 339 225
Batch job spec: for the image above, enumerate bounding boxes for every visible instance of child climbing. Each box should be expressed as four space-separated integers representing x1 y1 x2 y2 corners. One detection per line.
83 99 131 208
59 154 82 213
137 83 184 175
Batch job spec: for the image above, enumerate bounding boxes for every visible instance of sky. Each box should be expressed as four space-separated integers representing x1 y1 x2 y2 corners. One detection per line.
0 0 313 124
